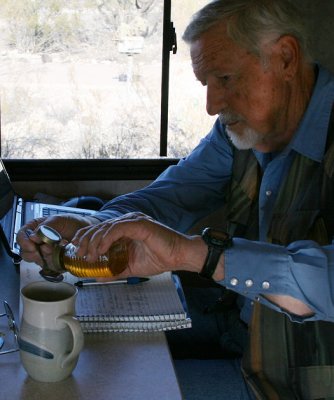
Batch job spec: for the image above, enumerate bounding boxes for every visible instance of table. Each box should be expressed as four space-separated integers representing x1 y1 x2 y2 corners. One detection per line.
0 245 183 400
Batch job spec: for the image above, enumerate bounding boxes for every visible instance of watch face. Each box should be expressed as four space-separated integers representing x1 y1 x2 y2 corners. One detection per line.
202 228 232 248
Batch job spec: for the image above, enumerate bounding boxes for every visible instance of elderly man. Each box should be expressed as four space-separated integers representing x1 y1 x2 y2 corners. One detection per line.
18 1 334 398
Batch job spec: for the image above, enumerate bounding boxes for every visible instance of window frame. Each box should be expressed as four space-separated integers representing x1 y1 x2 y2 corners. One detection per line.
3 158 179 182
160 0 176 157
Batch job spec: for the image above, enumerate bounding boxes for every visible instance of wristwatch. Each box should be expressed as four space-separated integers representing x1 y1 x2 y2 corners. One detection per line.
199 228 233 279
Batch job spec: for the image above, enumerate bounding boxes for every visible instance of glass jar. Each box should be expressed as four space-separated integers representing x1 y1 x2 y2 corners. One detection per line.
36 225 128 280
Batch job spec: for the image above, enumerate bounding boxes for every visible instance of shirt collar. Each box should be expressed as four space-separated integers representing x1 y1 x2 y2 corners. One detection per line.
286 65 334 162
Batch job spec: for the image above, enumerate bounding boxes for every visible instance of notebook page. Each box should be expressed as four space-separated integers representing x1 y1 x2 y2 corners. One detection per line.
20 261 187 320
70 272 186 320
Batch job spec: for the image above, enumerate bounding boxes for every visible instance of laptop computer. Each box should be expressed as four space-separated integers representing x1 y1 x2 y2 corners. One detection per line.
0 159 95 256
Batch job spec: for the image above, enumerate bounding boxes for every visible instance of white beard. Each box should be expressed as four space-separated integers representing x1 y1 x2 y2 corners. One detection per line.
219 112 263 150
226 126 263 150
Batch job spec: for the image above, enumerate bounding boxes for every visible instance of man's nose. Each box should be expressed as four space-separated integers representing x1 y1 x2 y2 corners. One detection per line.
206 83 228 116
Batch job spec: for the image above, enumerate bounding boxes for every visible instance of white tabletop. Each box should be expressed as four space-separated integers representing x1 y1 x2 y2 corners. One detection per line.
0 331 182 400
0 253 183 400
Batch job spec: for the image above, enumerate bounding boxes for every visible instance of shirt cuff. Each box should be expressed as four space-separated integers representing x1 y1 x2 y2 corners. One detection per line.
220 238 330 322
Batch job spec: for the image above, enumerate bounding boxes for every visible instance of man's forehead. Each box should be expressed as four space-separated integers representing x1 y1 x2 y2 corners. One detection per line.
190 31 247 76
190 39 224 68
190 24 230 55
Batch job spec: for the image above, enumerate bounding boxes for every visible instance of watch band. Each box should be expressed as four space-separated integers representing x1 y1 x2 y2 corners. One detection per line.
199 245 223 279
199 228 232 279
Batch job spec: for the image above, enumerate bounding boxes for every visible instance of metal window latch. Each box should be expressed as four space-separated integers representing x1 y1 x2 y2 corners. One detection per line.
169 22 177 54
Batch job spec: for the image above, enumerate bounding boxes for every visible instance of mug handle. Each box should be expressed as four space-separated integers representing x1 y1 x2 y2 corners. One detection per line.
57 315 84 368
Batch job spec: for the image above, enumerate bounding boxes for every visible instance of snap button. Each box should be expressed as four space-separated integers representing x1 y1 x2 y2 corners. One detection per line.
230 277 239 286
265 190 272 196
262 281 270 290
245 279 253 288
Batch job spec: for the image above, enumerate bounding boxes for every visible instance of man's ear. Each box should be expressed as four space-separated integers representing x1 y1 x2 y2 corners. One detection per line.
274 35 300 80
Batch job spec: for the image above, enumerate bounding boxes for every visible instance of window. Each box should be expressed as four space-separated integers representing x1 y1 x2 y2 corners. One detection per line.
0 0 214 160
169 0 215 158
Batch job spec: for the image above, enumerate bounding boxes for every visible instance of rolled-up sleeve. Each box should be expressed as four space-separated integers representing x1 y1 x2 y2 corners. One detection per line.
222 238 334 322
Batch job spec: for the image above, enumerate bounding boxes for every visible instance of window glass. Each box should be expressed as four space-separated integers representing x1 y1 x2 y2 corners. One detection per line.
0 0 163 159
169 1 215 158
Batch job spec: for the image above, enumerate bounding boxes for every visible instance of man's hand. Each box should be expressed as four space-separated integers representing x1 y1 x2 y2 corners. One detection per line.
72 212 209 278
17 214 100 267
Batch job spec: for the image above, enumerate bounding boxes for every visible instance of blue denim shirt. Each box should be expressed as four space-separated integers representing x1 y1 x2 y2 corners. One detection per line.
95 65 334 324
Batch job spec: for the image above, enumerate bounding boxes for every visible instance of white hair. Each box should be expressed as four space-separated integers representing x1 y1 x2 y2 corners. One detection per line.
183 0 312 62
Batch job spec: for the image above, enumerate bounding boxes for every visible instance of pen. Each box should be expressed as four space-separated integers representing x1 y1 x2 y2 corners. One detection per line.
74 277 149 287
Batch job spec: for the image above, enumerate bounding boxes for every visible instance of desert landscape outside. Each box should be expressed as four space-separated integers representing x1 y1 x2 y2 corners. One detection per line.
0 0 214 159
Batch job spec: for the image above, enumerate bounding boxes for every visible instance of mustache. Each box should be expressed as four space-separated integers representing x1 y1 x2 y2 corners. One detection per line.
218 112 241 126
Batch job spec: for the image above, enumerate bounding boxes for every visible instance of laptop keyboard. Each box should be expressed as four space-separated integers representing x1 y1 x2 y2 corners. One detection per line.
42 207 92 217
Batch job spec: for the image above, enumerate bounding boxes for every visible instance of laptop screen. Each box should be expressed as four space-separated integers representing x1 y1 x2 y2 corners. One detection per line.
0 160 15 219
0 160 18 247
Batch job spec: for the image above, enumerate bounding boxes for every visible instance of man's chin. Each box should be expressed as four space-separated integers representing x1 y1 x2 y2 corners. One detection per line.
226 127 262 150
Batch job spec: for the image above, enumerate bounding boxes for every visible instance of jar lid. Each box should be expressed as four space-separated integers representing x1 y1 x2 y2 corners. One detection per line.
36 225 62 245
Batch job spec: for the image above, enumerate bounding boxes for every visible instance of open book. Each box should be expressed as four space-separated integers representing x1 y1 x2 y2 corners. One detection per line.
20 261 192 333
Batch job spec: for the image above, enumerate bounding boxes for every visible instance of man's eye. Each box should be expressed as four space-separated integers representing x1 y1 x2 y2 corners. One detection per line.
220 75 230 82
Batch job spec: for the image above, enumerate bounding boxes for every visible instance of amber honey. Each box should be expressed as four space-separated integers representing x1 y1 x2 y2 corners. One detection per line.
57 240 129 278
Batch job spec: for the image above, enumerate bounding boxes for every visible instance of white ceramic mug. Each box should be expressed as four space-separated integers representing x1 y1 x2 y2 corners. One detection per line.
19 281 84 382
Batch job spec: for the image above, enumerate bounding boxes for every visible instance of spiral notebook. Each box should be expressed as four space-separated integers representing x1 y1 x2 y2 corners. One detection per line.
20 261 192 333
